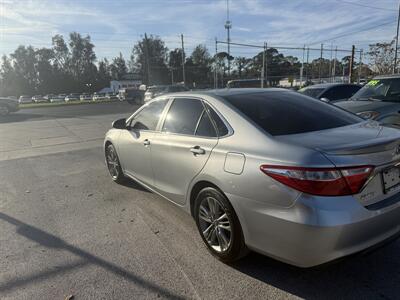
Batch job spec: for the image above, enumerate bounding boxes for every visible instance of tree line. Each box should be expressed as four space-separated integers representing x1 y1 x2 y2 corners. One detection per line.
0 31 393 97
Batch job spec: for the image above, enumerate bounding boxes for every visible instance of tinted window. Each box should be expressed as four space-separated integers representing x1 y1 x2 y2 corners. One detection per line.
130 99 167 131
223 92 362 136
205 104 229 136
163 98 204 135
323 85 361 100
196 111 217 137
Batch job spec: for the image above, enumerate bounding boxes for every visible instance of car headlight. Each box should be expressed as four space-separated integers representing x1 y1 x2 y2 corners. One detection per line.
356 111 380 120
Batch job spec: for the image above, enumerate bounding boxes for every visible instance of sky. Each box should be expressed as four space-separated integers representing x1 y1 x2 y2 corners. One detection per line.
0 0 399 63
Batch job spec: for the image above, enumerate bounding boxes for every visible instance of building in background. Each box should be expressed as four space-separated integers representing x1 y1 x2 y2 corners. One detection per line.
110 73 142 93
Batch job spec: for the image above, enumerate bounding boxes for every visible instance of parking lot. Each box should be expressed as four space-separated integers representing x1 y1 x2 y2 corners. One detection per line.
0 102 399 299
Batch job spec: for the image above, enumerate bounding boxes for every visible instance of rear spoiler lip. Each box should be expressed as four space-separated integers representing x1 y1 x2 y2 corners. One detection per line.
317 136 400 155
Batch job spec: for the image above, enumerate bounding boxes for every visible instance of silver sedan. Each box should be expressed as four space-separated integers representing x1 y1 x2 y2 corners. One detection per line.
104 88 400 267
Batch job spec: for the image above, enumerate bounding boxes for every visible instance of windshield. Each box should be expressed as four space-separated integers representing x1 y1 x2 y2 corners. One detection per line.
298 87 325 98
351 78 400 102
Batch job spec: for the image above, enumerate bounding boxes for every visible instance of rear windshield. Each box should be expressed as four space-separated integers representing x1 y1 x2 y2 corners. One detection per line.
298 87 324 98
223 92 362 136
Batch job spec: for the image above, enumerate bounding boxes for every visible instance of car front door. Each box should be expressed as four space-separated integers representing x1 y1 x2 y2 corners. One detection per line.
151 97 219 205
117 98 168 187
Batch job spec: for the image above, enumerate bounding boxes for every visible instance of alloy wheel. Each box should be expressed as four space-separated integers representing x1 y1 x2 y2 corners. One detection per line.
198 196 232 253
106 146 120 179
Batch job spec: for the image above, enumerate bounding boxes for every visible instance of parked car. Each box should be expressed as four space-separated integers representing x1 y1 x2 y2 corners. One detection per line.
336 75 400 126
105 93 118 101
118 87 145 104
80 93 92 101
50 94 66 103
18 95 32 103
65 93 80 102
104 88 400 267
32 95 48 103
226 79 266 88
298 83 361 102
93 93 107 101
144 85 189 102
44 94 54 101
0 97 19 115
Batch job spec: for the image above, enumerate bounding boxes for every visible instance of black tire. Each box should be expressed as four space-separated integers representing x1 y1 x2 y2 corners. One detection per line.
194 187 248 263
105 143 125 184
0 105 9 116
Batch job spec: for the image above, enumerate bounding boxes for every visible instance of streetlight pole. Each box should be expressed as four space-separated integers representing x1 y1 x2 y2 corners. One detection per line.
394 1 400 74
225 0 232 77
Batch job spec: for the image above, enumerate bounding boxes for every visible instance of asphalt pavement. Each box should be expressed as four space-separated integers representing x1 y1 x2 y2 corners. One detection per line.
1 103 400 299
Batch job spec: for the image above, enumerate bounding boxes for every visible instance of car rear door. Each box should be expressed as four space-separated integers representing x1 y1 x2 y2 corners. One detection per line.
117 98 168 187
151 97 219 205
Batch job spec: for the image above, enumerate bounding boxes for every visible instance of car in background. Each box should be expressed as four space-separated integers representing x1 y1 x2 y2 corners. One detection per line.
32 95 48 103
80 93 92 101
0 97 19 115
93 93 107 101
298 83 361 102
104 88 400 267
44 94 54 101
336 75 400 126
144 85 189 102
105 93 118 101
226 79 266 88
118 87 145 104
18 95 33 104
50 94 66 103
65 93 80 102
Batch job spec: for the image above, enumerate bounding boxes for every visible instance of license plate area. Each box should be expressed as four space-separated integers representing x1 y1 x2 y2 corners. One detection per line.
382 166 400 194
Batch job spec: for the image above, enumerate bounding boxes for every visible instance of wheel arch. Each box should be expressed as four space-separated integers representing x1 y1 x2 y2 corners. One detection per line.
189 180 225 217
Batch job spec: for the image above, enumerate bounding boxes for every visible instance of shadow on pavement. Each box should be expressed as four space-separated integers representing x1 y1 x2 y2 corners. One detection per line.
0 212 185 299
231 243 400 299
0 113 45 124
120 178 151 193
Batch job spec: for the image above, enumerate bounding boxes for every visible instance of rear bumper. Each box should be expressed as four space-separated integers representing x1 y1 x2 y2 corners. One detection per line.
227 193 400 267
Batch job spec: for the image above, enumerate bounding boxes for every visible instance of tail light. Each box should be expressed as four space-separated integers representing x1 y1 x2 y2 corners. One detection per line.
260 165 374 196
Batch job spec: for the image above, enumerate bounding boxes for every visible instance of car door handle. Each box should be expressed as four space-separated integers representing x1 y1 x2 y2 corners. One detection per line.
190 146 205 155
143 139 150 146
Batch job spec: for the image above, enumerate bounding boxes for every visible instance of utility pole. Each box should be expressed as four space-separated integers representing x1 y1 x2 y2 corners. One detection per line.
215 38 218 89
144 33 151 85
349 45 355 83
329 43 333 82
225 0 232 77
265 42 268 86
318 44 323 83
181 34 186 85
333 46 337 83
306 47 309 82
394 1 400 74
300 45 305 87
261 42 266 88
358 49 363 84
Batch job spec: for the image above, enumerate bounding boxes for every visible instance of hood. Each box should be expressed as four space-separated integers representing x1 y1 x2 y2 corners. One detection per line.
335 100 400 114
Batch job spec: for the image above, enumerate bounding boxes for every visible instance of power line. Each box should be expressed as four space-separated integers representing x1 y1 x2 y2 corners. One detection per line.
307 19 397 45
335 0 397 12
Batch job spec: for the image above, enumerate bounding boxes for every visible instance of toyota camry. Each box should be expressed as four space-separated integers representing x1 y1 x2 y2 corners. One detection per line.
104 88 400 267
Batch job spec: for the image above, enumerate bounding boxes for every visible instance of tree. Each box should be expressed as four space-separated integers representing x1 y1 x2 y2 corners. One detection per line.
110 53 127 80
368 40 396 75
131 34 169 84
234 56 251 78
168 48 184 83
186 45 212 86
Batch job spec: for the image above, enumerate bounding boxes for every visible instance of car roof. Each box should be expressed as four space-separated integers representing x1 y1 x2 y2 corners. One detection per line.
374 74 400 80
303 83 358 89
161 88 292 98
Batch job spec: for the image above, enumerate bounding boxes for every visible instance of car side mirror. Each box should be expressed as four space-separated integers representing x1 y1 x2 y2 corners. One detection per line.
112 118 127 129
320 97 330 102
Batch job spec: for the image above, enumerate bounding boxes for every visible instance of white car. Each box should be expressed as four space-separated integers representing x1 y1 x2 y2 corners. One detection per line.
50 94 66 103
18 95 33 104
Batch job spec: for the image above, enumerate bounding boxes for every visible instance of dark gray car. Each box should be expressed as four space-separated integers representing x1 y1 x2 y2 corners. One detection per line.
0 97 19 115
299 83 361 102
336 75 400 126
